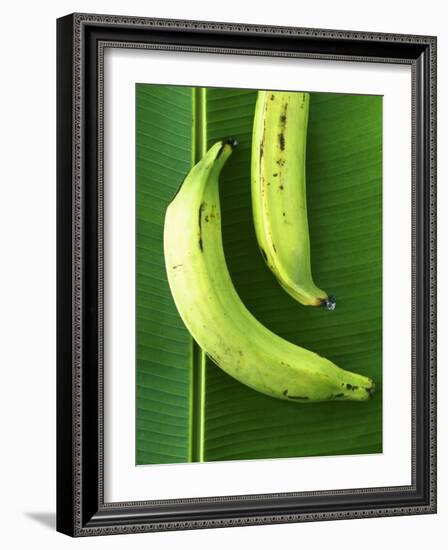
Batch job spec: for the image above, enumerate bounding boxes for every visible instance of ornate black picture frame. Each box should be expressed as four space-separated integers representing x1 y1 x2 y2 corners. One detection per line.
57 13 437 537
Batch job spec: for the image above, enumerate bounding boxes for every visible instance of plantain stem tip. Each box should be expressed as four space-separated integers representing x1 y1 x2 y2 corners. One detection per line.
224 137 238 148
323 295 336 311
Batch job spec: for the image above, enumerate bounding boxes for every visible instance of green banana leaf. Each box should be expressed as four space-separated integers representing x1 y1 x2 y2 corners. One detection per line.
136 84 382 464
136 86 193 464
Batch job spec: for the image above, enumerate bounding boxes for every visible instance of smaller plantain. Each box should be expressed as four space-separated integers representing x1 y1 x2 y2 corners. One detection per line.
252 90 335 309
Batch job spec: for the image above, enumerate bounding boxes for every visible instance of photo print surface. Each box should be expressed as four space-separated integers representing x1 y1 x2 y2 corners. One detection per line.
135 84 382 465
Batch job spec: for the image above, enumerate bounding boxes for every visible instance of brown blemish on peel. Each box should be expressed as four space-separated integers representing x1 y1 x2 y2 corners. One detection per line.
280 103 288 126
198 202 206 252
278 132 285 151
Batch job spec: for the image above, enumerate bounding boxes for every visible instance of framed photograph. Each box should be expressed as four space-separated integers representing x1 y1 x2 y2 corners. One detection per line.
56 13 437 537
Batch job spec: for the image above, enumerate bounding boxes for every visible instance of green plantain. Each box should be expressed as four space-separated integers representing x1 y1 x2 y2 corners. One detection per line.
252 90 335 309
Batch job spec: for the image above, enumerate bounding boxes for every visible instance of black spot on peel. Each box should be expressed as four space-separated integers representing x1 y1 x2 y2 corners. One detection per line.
282 212 286 217
260 247 268 262
283 390 288 396
198 202 206 252
280 103 288 126
287 395 309 400
278 132 285 151
276 159 285 167
199 202 206 225
273 173 278 177
334 393 345 398
279 185 284 190
272 243 277 252
172 264 183 270
346 384 358 391
260 121 266 161
270 94 275 100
